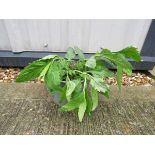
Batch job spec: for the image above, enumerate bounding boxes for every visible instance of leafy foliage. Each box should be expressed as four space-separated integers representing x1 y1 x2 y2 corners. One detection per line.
65 47 76 60
90 77 109 94
74 46 85 60
78 96 87 122
117 46 141 62
16 46 141 122
59 92 85 112
85 56 96 68
66 80 77 101
95 48 134 90
16 59 50 82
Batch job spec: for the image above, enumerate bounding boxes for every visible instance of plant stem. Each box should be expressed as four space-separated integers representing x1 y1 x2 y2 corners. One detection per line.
83 76 87 92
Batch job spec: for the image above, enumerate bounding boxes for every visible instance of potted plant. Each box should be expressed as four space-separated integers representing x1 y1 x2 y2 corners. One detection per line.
16 46 141 122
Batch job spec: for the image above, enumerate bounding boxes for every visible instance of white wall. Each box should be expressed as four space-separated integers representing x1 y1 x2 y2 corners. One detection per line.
0 19 152 53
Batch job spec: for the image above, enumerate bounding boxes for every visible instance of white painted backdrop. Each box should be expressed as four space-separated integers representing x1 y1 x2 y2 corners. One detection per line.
0 19 152 53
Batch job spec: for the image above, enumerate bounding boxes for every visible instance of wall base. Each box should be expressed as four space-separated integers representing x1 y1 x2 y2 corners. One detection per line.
0 50 155 70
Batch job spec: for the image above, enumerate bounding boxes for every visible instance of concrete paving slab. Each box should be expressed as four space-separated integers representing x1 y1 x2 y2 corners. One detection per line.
0 83 155 135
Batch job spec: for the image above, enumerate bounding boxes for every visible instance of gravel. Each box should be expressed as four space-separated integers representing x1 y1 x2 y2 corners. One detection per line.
0 67 155 86
106 72 155 86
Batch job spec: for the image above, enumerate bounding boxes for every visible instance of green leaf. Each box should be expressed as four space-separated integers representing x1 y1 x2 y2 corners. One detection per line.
73 79 83 94
116 66 123 90
85 87 93 115
60 58 69 70
39 62 51 78
93 60 114 77
90 77 109 94
65 47 75 60
91 87 98 111
117 46 141 62
59 85 67 102
85 57 96 68
75 61 86 71
74 46 85 60
99 49 133 70
94 60 108 70
94 60 106 71
89 69 113 78
95 52 116 68
44 62 62 91
59 92 85 112
78 93 87 122
66 80 76 101
123 67 132 76
16 59 49 82
101 57 116 68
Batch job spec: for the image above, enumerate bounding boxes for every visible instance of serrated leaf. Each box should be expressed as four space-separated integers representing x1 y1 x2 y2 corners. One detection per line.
99 49 133 70
91 87 98 111
89 69 113 78
117 46 141 62
66 80 76 101
85 57 96 68
116 66 123 90
74 46 85 60
65 47 75 60
90 77 109 93
59 92 85 112
16 59 49 82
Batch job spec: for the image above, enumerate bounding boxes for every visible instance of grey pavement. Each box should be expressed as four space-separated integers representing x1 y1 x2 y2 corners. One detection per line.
0 83 155 135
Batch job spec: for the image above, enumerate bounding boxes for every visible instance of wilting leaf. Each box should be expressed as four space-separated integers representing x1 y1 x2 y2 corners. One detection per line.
39 62 51 78
16 59 49 82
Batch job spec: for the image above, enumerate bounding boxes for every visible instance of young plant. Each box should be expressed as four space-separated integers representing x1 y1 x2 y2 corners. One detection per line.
16 46 141 122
